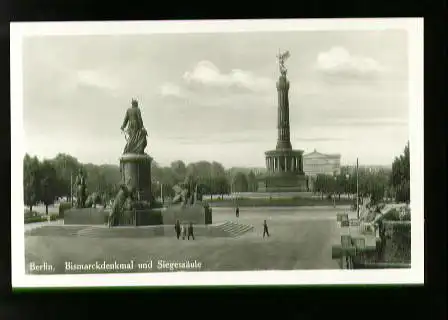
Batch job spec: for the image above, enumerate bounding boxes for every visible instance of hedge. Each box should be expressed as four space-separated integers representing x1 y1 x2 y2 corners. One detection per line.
24 210 40 219
58 202 72 218
24 216 47 224
208 197 352 207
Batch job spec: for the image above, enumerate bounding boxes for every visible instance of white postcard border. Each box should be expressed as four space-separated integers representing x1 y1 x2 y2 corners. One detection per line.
10 18 424 288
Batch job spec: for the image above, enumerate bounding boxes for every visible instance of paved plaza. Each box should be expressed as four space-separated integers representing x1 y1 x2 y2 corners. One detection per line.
24 206 355 274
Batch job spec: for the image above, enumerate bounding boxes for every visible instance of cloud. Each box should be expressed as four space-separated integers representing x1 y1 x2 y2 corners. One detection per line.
329 118 408 127
76 69 119 90
159 83 184 98
294 137 347 142
316 47 384 78
182 60 273 92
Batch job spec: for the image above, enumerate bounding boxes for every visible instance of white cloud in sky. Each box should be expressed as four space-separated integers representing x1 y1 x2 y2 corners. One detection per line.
76 69 119 90
316 46 384 77
182 60 273 92
159 82 183 97
22 31 409 167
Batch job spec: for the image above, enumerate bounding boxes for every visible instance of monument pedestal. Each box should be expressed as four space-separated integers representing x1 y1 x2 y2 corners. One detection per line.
120 153 153 203
264 172 307 192
64 208 110 225
263 149 307 192
162 203 212 225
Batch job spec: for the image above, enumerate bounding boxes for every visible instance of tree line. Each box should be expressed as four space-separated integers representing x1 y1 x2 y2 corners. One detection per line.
313 142 410 205
23 142 410 213
23 153 261 214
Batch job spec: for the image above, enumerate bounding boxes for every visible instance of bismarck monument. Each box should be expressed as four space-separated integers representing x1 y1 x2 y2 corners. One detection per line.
65 98 211 226
263 51 307 192
109 98 156 226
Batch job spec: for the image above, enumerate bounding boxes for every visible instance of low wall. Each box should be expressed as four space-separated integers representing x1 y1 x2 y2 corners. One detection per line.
64 208 109 225
162 204 212 225
64 206 213 226
135 210 163 226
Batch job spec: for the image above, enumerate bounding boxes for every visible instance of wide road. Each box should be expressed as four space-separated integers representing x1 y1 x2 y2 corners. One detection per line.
24 206 357 274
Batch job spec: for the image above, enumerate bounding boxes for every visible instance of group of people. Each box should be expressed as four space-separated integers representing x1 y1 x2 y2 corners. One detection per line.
173 207 271 240
235 206 270 238
174 220 195 240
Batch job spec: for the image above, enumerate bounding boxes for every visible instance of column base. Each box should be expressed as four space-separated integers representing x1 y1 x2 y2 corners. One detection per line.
264 172 307 192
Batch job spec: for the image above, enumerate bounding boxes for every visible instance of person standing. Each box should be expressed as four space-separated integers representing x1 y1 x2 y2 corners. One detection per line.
188 222 195 240
235 206 239 218
174 220 181 239
263 220 270 238
182 223 187 240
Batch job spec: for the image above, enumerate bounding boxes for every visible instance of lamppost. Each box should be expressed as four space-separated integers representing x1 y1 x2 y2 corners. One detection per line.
344 173 350 200
154 180 163 204
333 174 337 208
356 158 360 219
159 182 163 204
70 171 73 206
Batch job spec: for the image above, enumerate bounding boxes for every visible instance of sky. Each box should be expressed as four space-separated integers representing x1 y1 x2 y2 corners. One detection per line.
22 29 409 168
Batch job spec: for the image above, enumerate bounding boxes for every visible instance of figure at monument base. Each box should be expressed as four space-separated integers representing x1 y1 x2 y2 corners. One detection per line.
74 168 87 208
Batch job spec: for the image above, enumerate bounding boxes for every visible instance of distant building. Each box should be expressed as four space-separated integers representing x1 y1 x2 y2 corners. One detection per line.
303 149 341 191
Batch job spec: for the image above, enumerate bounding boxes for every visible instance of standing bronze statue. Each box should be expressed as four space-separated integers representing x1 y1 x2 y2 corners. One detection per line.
121 99 148 154
277 50 290 76
74 168 87 208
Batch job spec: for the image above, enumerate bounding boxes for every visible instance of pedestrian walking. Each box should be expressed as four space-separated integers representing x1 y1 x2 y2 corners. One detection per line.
181 223 187 240
174 219 181 239
263 220 270 238
235 206 239 218
187 222 195 240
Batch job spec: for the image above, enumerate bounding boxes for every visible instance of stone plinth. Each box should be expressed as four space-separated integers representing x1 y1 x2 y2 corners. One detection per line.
264 172 307 192
263 149 307 192
162 203 212 225
117 209 164 226
64 208 110 225
120 153 153 202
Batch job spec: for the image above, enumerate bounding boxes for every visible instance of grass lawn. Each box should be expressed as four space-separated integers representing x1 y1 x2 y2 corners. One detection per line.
25 207 354 274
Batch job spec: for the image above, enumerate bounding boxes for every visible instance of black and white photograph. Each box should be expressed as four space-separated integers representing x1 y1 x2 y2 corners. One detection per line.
10 18 424 288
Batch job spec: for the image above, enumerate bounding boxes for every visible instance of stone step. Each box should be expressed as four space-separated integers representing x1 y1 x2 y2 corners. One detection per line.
225 225 250 234
25 225 86 237
215 221 254 237
26 222 254 239
75 226 165 238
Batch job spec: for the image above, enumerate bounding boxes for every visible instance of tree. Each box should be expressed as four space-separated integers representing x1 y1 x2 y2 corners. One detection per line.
170 160 187 183
315 174 335 199
51 153 81 200
391 142 410 203
214 175 230 199
247 170 258 192
314 174 325 199
366 172 387 205
232 172 249 192
38 160 59 215
23 154 41 212
210 161 227 197
335 174 347 200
